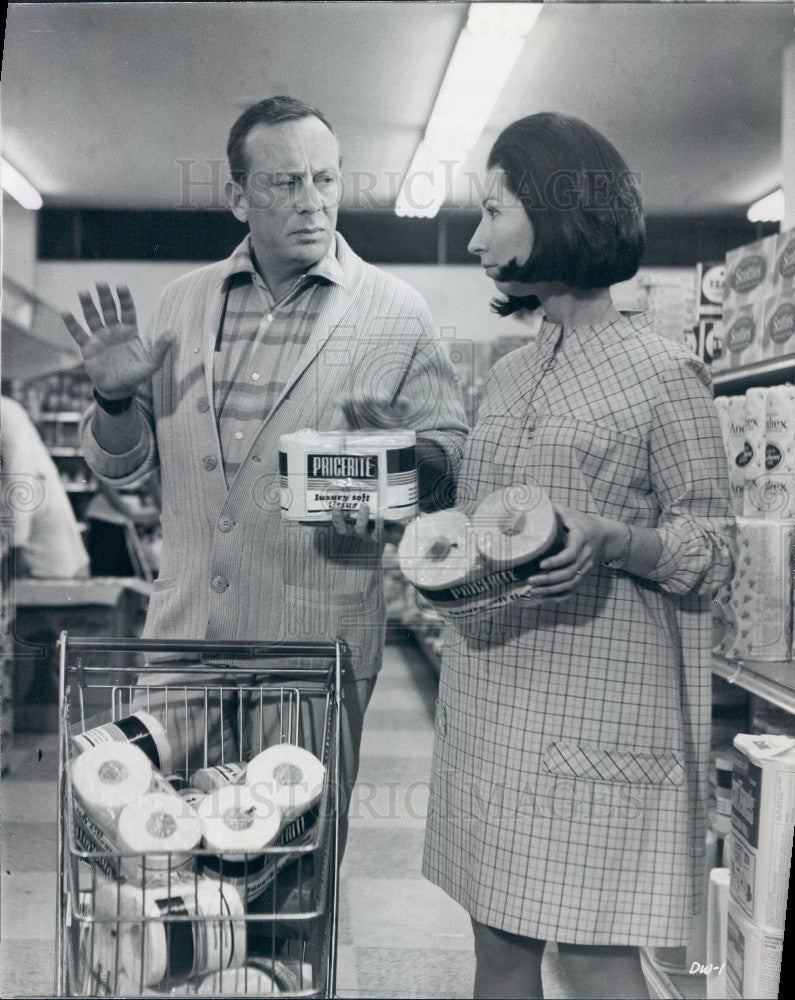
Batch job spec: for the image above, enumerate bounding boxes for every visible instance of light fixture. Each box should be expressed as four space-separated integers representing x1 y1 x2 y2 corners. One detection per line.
395 2 543 219
747 188 784 224
1 156 43 210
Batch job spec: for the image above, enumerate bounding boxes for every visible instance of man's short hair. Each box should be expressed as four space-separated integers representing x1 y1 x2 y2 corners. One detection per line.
227 95 334 184
487 112 645 294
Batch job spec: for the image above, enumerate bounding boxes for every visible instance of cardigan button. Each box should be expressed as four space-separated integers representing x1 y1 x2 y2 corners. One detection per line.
211 574 229 593
202 455 218 471
197 397 210 413
218 516 234 533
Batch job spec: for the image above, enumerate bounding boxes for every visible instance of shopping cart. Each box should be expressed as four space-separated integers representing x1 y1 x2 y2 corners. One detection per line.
56 633 346 998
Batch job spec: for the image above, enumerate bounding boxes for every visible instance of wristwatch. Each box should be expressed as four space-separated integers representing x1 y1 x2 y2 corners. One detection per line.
93 389 134 415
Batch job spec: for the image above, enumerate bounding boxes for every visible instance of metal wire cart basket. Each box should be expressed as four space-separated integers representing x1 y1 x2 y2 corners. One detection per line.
56 634 345 997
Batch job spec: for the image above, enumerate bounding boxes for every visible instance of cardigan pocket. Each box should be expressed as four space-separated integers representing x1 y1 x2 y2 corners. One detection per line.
151 575 178 592
542 740 685 786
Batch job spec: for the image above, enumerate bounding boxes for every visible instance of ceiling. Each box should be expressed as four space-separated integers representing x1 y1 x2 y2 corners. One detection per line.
2 1 793 216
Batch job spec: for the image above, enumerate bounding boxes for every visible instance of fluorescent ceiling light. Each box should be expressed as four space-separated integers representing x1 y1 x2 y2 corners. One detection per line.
395 2 542 218
747 188 784 223
1 156 43 210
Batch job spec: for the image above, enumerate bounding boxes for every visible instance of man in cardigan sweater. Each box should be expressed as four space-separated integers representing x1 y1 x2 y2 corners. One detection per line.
64 97 468 853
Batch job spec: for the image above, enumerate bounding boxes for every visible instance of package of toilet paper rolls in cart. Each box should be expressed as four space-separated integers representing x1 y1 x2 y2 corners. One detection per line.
729 734 795 932
398 483 567 619
279 428 417 522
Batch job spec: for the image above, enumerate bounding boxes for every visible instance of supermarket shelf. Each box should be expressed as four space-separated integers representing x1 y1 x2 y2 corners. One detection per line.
712 654 795 714
49 447 83 457
712 353 795 392
640 950 705 1000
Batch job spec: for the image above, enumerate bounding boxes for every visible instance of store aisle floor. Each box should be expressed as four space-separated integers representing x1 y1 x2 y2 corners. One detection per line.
0 639 573 998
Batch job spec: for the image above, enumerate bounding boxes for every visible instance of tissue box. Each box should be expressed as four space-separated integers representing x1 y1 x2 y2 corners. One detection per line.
718 235 777 372
730 734 795 931
725 520 794 662
725 903 783 999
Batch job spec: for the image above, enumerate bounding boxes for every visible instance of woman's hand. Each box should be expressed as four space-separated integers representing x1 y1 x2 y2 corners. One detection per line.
515 505 612 603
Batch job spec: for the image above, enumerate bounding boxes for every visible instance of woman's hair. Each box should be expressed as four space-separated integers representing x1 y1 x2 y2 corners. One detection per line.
487 112 645 310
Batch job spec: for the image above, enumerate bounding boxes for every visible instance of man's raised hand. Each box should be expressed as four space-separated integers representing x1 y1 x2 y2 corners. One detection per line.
62 283 173 400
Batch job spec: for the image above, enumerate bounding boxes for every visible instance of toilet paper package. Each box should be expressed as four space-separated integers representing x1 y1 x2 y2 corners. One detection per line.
72 742 156 830
762 291 795 362
713 395 746 516
725 903 783 1000
92 876 246 993
279 429 417 522
115 792 202 883
729 734 795 932
724 520 794 662
198 958 314 996
245 744 325 824
706 868 730 1000
756 385 795 519
70 744 194 885
72 710 173 775
741 388 769 516
771 226 795 298
718 235 777 372
189 761 247 794
398 485 566 619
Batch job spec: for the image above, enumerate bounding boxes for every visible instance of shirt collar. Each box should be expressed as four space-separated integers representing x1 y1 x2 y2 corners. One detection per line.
222 234 346 291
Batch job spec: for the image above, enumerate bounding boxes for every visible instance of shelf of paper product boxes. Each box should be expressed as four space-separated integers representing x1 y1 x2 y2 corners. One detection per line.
711 352 795 394
711 655 795 714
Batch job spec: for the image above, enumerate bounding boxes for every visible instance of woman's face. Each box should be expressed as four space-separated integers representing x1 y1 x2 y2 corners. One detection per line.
468 167 534 280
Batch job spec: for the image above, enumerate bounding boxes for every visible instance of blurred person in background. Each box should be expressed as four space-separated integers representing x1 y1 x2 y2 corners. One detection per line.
63 95 467 856
1 395 89 579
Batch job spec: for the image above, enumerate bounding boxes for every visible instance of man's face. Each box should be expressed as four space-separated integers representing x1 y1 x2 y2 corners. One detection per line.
228 116 341 273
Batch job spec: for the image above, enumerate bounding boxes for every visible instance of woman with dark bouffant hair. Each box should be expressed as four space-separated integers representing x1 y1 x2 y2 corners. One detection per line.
421 113 735 999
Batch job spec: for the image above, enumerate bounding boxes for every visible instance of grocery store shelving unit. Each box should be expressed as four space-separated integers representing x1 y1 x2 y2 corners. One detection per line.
711 353 795 393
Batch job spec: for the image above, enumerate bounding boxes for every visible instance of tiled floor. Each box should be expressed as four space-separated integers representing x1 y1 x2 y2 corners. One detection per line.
0 639 574 998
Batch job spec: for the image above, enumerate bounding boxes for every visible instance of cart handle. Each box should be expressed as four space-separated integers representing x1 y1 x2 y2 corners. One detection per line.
59 636 341 657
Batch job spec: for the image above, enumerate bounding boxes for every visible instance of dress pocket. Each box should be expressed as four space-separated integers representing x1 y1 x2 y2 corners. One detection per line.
542 739 685 786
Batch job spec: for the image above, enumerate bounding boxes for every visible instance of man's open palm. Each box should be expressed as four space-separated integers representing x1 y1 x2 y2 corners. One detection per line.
63 283 172 400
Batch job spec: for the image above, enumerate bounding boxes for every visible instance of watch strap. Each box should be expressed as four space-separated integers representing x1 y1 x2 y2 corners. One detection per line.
93 389 134 414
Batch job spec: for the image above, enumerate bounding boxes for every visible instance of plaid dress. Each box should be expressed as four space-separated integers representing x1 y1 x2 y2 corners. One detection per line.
422 313 735 946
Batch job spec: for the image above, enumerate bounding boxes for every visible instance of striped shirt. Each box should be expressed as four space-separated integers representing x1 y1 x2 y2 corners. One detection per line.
214 236 346 481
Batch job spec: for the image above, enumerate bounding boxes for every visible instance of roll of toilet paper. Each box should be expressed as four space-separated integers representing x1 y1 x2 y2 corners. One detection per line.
706 868 730 1000
190 762 247 794
93 877 246 993
245 745 325 824
472 484 563 569
72 711 172 775
742 388 769 516
198 783 282 854
72 742 154 828
714 396 747 516
197 963 280 996
757 386 795 519
116 792 202 870
397 509 477 590
279 428 417 522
